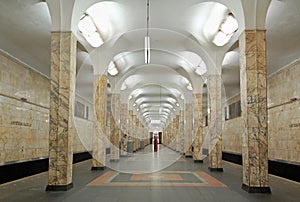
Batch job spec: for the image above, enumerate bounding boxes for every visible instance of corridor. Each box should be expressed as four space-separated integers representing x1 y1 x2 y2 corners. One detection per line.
0 145 299 202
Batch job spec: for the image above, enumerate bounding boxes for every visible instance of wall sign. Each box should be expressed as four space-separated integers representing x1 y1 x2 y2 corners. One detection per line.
10 121 32 127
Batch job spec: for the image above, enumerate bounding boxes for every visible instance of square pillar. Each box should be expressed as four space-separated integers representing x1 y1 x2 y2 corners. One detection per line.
110 94 120 162
240 30 271 193
208 75 223 171
179 110 185 153
91 76 107 170
193 93 203 163
46 32 76 191
184 103 193 157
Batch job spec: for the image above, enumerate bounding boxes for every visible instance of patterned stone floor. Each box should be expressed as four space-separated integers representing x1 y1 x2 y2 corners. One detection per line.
87 170 226 187
0 145 300 202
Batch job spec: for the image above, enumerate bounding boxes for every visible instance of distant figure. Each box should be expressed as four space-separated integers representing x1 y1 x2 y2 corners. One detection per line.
154 134 158 152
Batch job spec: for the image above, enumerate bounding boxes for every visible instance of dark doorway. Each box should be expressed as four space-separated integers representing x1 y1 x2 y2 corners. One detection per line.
159 132 162 144
150 132 153 144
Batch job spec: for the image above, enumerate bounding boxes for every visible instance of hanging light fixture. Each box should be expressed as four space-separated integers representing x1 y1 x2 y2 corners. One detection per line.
159 85 162 114
145 0 150 64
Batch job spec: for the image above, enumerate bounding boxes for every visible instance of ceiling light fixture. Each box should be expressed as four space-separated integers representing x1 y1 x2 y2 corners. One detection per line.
121 83 127 91
159 85 162 114
187 82 193 91
108 61 119 76
78 14 103 48
195 60 207 76
145 0 150 64
212 13 238 47
221 14 238 35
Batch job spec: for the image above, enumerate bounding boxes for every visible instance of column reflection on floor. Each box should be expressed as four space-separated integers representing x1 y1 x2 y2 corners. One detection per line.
105 144 181 174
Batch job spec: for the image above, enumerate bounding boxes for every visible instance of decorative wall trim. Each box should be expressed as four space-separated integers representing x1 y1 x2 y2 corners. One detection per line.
0 93 49 110
0 152 92 184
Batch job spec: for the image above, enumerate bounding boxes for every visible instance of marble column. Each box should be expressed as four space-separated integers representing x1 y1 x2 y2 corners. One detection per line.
208 75 223 171
134 115 141 150
239 30 271 193
91 76 107 170
110 113 119 161
184 103 193 157
179 110 185 153
120 104 128 156
193 93 203 163
128 110 134 152
174 115 179 150
46 32 76 191
110 94 120 161
170 118 175 150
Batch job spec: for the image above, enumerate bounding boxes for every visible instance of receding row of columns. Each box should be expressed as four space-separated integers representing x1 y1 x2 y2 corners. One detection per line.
46 30 270 193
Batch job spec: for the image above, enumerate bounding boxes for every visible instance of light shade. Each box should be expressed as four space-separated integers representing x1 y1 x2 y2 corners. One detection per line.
187 83 193 91
195 61 207 76
78 15 103 48
121 83 127 91
212 14 239 47
221 15 238 35
144 36 150 64
108 61 119 76
212 31 231 47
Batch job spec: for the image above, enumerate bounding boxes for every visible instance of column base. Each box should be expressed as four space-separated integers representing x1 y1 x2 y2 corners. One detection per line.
46 183 73 191
185 155 193 158
242 184 271 193
208 167 223 172
194 160 203 163
109 159 120 162
91 166 106 171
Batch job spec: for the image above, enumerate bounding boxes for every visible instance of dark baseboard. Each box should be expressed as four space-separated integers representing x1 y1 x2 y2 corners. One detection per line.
194 160 203 163
185 155 193 158
91 166 106 171
46 183 73 191
0 151 92 185
73 151 92 163
222 151 300 183
222 151 243 165
242 184 271 194
0 158 48 185
208 167 224 172
268 159 300 183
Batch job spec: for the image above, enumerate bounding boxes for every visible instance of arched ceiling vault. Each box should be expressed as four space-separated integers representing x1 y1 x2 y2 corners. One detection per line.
3 0 300 129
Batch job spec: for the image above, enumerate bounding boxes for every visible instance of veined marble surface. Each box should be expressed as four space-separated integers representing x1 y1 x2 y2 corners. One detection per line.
240 30 269 187
193 93 203 161
92 76 107 168
48 32 77 186
207 75 223 169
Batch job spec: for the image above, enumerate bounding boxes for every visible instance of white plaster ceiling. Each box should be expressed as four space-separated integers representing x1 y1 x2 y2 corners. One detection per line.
1 0 300 129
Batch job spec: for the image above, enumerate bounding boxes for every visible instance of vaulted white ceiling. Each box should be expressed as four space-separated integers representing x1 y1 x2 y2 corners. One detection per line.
1 0 300 130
